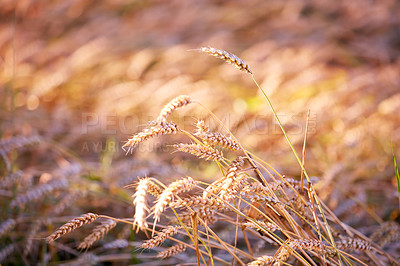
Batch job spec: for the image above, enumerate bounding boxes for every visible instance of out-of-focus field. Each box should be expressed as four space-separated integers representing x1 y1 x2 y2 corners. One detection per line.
1 0 400 264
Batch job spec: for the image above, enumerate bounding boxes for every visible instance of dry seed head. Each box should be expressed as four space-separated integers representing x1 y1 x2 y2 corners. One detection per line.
247 255 274 266
226 156 245 179
241 182 271 196
219 173 248 201
132 178 150 232
0 219 16 238
178 208 217 226
154 177 196 221
78 219 117 250
157 244 186 259
274 177 307 192
275 244 292 266
200 46 252 74
248 194 280 205
288 197 314 221
46 213 99 243
289 239 323 251
122 122 180 153
157 95 191 123
141 226 180 249
195 120 240 151
169 196 224 210
148 180 163 197
10 178 68 208
52 191 85 215
0 170 23 189
103 239 129 249
335 238 371 251
173 143 224 161
370 221 400 246
0 135 41 154
71 253 99 265
243 220 280 233
198 207 217 225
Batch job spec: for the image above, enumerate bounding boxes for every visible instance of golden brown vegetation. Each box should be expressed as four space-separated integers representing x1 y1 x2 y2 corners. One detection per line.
1 1 400 265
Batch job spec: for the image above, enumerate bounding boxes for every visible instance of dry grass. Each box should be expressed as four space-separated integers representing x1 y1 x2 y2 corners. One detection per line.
200 47 253 74
46 213 99 243
78 219 117 250
1 1 400 265
45 82 394 264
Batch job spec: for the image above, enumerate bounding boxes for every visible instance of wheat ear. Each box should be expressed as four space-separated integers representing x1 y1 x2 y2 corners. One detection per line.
247 255 274 266
195 120 240 151
0 170 23 189
335 238 371 251
169 195 224 210
78 219 117 249
148 180 163 197
103 239 129 249
10 178 68 208
132 177 150 232
141 226 180 249
0 219 16 238
370 221 400 247
46 213 99 243
219 157 246 200
157 244 187 259
154 177 196 222
200 46 252 74
122 122 180 153
173 143 224 161
157 95 191 123
243 220 279 233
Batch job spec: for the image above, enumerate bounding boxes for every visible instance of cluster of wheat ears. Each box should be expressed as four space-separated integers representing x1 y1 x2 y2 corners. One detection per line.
44 47 398 265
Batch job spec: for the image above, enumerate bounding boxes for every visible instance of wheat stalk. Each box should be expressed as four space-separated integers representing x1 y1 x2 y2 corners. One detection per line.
102 239 129 249
122 122 180 153
52 191 85 215
0 135 41 153
154 177 196 222
243 220 279 233
0 219 16 238
247 255 274 266
226 156 245 179
157 95 191 123
173 143 224 161
141 226 180 249
195 120 240 151
219 157 246 200
10 178 68 208
78 219 117 249
46 213 99 243
169 196 224 210
200 46 252 74
157 243 186 259
148 180 163 197
132 177 150 232
370 221 400 247
0 170 23 189
335 238 371 251
220 173 248 201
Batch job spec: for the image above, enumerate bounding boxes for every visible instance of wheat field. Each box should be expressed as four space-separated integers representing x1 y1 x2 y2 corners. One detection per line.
1 1 400 265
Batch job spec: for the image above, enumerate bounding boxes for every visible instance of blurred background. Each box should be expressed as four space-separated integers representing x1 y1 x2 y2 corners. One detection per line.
1 0 400 263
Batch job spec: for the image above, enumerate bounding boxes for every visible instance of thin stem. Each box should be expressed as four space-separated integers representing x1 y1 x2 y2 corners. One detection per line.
250 74 340 264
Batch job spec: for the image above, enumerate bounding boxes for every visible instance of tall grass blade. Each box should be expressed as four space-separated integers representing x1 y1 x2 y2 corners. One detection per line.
392 144 400 210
